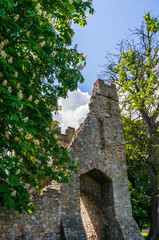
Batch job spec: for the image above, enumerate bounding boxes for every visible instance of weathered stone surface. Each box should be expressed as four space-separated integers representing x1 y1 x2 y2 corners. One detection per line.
0 79 144 240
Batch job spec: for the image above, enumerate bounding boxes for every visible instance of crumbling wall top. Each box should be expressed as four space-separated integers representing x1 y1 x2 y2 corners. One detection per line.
57 79 120 147
57 126 75 147
92 78 118 102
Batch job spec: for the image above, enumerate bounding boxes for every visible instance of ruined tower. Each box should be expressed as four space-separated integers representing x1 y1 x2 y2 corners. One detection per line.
0 79 144 240
60 79 144 240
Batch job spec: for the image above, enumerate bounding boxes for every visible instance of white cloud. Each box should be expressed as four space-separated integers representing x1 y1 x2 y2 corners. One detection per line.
53 89 90 133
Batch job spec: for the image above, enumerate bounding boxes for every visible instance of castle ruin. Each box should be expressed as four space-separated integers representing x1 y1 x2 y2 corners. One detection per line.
0 79 144 240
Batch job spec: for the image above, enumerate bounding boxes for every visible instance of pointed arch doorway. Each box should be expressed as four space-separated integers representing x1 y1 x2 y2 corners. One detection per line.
80 169 123 240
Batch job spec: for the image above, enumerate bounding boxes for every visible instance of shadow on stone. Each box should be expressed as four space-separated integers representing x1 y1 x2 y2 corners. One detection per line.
80 169 124 240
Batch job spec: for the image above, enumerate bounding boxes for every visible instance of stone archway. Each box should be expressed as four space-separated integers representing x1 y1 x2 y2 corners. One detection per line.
80 169 123 240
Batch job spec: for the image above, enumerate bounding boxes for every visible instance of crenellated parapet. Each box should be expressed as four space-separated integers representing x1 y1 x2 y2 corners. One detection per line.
92 78 117 100
57 126 75 147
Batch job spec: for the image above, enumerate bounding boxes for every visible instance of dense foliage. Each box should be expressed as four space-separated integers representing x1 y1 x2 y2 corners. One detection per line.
123 117 150 229
0 0 94 213
102 12 159 239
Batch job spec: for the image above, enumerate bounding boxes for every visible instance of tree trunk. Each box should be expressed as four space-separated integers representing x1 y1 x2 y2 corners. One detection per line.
142 117 159 240
147 148 159 240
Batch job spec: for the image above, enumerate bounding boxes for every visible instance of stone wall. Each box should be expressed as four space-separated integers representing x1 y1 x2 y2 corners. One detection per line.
0 79 144 240
0 184 61 240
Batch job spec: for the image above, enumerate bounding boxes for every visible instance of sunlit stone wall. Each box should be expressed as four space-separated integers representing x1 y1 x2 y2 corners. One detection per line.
0 79 144 240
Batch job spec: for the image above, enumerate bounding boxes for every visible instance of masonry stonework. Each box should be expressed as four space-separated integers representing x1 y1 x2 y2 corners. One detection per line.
0 79 144 240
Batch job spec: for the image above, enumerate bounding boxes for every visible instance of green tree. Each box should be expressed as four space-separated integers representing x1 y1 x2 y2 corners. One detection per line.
102 12 159 240
0 0 94 213
122 116 150 230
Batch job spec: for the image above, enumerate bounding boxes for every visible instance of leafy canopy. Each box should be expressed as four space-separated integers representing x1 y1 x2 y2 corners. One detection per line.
116 12 159 117
123 116 150 229
0 0 94 212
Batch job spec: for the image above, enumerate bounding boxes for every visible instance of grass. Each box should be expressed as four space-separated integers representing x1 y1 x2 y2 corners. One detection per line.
142 232 148 239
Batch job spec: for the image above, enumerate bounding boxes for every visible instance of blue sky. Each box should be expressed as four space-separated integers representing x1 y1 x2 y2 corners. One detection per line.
55 0 159 132
73 0 159 94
